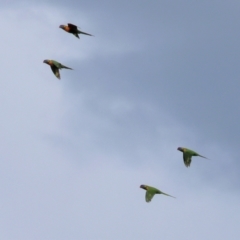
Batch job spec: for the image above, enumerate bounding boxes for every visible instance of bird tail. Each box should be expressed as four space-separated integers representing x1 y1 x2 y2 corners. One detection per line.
161 192 176 198
61 65 73 70
78 30 93 36
198 154 209 160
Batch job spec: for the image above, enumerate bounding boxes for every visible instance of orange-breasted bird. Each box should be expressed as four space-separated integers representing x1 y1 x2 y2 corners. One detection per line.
43 60 73 79
59 23 93 39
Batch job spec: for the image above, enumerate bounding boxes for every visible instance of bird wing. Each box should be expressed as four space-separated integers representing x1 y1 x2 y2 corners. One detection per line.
50 65 60 79
145 190 155 202
183 152 192 167
73 33 80 38
68 23 78 31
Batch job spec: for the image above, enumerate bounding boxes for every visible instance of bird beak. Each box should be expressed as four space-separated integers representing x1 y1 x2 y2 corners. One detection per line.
43 60 48 64
177 147 182 152
59 25 64 29
140 185 145 190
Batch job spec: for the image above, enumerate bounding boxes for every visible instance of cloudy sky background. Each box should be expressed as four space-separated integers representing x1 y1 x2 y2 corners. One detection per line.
0 1 240 239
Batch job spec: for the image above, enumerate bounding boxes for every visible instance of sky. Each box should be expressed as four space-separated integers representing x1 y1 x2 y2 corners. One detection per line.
0 1 240 239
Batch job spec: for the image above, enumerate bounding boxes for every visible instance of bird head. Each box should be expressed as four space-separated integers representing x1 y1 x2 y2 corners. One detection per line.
177 147 184 152
140 185 147 190
43 60 49 64
59 25 65 30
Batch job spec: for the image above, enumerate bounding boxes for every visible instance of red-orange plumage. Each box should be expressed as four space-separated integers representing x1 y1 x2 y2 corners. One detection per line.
59 23 93 39
63 25 71 32
47 60 53 66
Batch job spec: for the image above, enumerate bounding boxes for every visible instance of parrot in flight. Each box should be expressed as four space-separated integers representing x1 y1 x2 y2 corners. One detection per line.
177 147 208 167
43 60 73 79
59 23 93 39
140 185 175 203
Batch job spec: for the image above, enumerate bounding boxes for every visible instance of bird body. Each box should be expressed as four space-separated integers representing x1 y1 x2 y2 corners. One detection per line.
59 23 93 39
43 59 72 79
140 185 175 202
177 147 208 167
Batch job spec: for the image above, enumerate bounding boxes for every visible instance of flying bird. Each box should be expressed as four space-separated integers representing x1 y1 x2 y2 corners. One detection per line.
59 23 93 39
140 185 175 203
43 60 73 79
177 147 208 167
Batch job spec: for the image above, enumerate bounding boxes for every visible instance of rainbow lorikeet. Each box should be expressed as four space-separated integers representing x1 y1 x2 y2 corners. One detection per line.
43 60 72 79
59 23 93 39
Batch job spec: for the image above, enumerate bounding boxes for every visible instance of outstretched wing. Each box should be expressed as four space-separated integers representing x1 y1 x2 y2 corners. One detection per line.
50 65 60 79
183 152 192 167
145 190 155 202
68 23 78 31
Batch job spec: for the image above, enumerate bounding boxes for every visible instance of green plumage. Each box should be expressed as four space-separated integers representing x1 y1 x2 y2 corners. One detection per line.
177 147 208 167
140 185 175 203
43 59 72 79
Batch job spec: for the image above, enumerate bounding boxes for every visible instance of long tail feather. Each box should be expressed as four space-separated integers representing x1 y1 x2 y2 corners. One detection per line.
198 154 209 160
61 65 73 70
78 30 93 36
161 192 176 198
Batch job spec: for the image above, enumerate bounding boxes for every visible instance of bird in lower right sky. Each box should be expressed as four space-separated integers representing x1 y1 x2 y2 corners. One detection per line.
59 23 93 39
140 185 175 203
177 147 208 167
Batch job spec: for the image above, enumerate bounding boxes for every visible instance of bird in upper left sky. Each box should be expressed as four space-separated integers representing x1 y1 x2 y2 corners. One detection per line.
140 185 175 203
59 23 93 39
43 60 73 79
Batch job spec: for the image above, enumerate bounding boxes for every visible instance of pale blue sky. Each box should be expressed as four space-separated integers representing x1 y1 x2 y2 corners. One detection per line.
0 1 240 239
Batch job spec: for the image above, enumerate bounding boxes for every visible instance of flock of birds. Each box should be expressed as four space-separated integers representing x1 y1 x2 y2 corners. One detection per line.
43 23 209 203
43 23 93 79
141 147 208 202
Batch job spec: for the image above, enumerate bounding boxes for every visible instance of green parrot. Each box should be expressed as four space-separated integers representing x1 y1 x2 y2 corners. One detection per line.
140 185 175 203
43 60 73 79
177 147 208 167
59 23 93 39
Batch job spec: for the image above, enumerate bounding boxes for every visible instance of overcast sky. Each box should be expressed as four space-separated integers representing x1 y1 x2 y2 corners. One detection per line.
0 1 240 239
